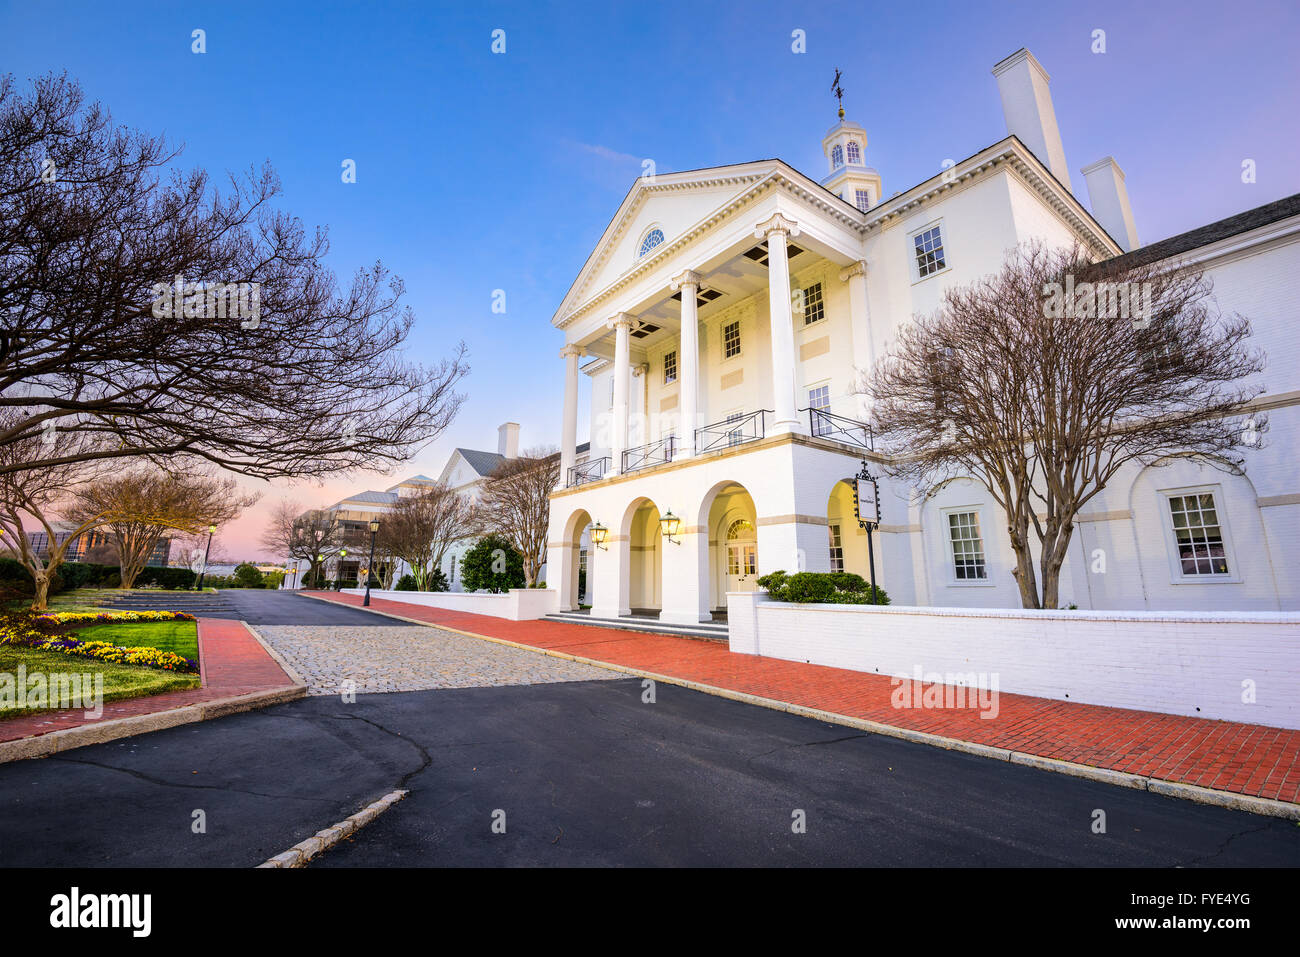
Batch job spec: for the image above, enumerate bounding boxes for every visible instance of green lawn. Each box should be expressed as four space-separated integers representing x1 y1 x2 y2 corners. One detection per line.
0 644 199 718
75 620 199 661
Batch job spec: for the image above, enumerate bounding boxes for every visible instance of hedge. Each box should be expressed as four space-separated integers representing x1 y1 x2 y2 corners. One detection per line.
755 570 890 605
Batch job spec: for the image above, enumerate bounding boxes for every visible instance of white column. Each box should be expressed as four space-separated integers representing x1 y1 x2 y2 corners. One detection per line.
669 268 702 457
839 260 874 420
756 213 802 433
559 344 584 487
608 313 634 474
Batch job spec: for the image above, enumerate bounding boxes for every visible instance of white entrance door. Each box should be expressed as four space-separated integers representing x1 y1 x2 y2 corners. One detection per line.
725 519 757 593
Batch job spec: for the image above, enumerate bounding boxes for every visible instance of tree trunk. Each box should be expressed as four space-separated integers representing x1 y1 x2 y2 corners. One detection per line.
1007 524 1042 609
32 571 50 611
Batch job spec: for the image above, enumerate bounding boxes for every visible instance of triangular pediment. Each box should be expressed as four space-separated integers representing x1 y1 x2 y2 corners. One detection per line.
553 160 786 324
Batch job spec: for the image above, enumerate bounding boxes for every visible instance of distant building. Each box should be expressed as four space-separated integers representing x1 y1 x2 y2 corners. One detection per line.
25 524 171 567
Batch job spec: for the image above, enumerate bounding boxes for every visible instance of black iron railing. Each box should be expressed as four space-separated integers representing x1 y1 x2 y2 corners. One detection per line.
622 435 676 473
567 456 610 487
696 410 770 454
805 408 874 450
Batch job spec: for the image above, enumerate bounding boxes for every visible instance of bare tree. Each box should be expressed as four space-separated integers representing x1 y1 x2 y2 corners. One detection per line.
0 73 467 480
0 420 107 608
861 242 1266 609
68 469 259 588
377 484 474 591
473 447 560 587
260 502 344 589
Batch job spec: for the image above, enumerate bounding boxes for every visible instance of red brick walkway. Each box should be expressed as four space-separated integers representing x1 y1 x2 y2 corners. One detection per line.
0 619 295 744
308 591 1300 804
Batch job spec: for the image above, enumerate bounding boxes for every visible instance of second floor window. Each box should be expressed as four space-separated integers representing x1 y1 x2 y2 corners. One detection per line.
831 144 844 168
664 350 677 384
855 189 871 211
723 320 741 359
947 510 987 581
914 224 947 278
846 141 861 164
803 282 825 324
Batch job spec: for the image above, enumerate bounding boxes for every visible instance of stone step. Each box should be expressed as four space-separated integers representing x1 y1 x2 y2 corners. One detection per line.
544 612 729 642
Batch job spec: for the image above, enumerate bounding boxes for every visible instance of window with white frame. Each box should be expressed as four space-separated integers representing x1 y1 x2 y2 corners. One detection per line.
947 510 987 580
1167 491 1230 576
664 350 677 384
913 223 947 279
808 382 832 435
831 144 844 168
725 409 745 447
638 226 665 259
828 523 844 573
854 189 871 211
846 141 861 164
801 282 825 324
722 319 741 359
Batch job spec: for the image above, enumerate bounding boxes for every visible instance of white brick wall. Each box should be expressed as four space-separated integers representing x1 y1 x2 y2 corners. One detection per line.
342 588 559 620
728 592 1300 728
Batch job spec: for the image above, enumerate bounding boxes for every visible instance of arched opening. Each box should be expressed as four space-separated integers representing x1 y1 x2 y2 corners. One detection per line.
698 481 759 616
563 508 594 611
624 498 663 616
827 479 870 579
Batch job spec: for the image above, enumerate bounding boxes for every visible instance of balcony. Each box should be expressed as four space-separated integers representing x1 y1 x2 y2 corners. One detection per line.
622 435 676 473
695 409 770 454
806 407 874 450
567 456 610 487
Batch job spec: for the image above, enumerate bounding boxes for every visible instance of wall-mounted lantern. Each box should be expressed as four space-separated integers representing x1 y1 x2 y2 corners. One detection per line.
590 522 609 550
659 510 682 545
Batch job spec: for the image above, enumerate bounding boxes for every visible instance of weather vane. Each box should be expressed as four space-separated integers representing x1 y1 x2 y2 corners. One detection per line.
831 68 845 119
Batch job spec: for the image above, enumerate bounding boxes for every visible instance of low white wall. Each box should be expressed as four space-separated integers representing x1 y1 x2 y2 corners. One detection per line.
727 592 1300 729
342 587 560 621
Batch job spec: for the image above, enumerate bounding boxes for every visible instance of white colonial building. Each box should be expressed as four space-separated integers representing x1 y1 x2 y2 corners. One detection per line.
302 422 535 590
545 48 1300 625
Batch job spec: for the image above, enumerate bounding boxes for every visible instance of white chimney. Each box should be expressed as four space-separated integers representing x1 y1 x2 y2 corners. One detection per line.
992 48 1071 190
498 421 520 458
1081 156 1140 252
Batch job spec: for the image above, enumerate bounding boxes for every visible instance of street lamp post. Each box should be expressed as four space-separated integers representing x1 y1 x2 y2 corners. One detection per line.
195 524 217 590
364 519 379 607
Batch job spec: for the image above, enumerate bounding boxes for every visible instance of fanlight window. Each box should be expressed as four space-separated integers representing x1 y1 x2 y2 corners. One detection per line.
831 145 844 168
638 227 665 258
727 519 755 541
846 140 861 164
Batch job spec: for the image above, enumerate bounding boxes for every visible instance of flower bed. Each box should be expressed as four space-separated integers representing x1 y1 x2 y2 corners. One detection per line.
32 637 198 674
36 610 197 631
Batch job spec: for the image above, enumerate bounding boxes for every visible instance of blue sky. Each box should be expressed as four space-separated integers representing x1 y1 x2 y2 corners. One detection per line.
3 0 1297 558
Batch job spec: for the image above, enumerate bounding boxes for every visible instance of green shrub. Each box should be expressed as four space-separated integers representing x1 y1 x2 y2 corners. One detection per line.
427 567 449 592
232 563 264 588
757 569 890 605
459 535 525 593
394 574 418 591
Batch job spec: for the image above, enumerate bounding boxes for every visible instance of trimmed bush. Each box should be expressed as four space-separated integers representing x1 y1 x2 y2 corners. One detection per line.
757 569 890 605
394 574 418 591
232 563 264 588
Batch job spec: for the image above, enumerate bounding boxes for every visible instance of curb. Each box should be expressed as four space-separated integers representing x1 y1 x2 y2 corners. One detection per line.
256 789 408 868
0 685 306 765
0 621 308 765
302 592 1300 821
